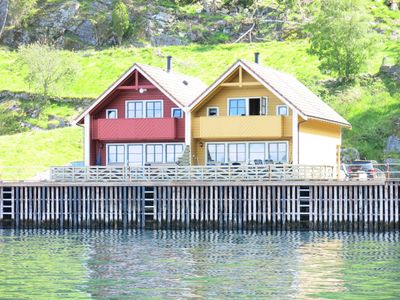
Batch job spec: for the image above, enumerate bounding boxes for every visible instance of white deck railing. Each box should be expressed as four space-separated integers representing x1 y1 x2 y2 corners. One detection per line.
49 164 336 182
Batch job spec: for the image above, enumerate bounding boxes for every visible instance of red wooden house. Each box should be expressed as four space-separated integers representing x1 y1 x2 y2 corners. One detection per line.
76 58 206 166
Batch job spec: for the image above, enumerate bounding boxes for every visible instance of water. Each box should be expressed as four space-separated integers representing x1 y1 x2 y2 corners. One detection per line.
0 230 399 299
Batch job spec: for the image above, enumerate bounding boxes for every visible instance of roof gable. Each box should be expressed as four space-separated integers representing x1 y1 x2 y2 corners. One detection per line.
76 63 207 124
190 60 350 127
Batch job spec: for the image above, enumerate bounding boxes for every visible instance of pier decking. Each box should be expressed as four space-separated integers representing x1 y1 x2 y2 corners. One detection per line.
1 180 399 231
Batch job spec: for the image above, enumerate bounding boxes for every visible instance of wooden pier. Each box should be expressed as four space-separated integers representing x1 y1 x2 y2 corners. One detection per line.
1 180 399 231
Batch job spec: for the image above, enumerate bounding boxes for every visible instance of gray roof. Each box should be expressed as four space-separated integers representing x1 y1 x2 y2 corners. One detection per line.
136 63 207 107
241 60 350 127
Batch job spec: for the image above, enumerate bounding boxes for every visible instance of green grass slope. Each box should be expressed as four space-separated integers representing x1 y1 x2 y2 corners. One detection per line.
0 40 399 167
0 127 82 169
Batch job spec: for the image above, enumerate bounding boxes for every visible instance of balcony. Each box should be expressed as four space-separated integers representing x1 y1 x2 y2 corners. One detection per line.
93 118 185 141
192 116 285 139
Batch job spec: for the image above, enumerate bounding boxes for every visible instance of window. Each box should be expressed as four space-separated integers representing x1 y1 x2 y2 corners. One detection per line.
127 145 143 165
126 100 163 118
166 144 184 163
268 143 288 162
249 143 265 162
146 101 162 118
207 107 219 117
126 102 143 118
206 144 225 164
146 144 163 163
276 105 289 116
228 143 246 163
249 98 261 115
106 109 118 119
228 99 246 116
171 108 183 118
107 145 125 164
261 97 268 115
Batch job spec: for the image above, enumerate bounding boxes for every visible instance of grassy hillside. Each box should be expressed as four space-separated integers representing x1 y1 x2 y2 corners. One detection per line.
0 40 399 167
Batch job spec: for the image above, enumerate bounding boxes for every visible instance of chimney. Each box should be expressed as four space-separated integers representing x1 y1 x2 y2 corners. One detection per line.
254 52 260 64
167 56 172 72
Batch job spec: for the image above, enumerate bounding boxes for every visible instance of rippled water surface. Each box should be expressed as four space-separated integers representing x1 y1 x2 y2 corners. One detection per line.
0 230 399 299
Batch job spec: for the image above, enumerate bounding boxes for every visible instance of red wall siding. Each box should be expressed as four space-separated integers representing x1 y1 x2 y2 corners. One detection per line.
89 72 186 165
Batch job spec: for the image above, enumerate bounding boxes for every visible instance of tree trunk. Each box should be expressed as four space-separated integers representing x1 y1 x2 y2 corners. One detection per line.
0 0 9 39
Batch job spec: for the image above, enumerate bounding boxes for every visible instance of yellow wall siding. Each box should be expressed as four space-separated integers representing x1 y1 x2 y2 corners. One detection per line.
300 119 341 139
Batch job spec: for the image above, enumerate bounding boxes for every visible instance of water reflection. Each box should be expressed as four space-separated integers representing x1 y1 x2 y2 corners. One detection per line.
0 230 399 299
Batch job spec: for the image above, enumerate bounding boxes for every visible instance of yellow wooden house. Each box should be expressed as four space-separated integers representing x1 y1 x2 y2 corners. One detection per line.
188 57 351 166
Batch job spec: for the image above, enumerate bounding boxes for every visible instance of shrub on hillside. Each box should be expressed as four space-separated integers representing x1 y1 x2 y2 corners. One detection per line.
112 0 130 45
307 0 378 81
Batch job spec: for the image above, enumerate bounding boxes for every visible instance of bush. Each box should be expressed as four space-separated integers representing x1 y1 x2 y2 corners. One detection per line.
112 0 130 45
307 0 377 80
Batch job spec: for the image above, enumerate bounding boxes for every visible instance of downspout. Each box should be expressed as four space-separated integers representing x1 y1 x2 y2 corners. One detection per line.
297 119 307 164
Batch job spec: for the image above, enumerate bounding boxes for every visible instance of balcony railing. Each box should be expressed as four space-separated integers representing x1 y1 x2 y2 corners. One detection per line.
192 115 285 139
49 165 336 182
93 118 185 141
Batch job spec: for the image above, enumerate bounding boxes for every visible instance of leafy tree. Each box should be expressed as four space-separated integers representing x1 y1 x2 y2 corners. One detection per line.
18 42 79 106
9 0 37 27
307 0 377 80
112 0 130 45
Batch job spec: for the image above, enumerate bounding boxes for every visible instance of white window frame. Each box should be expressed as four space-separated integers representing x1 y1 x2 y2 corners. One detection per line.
106 143 186 165
227 98 247 116
227 97 267 116
171 107 183 118
276 105 289 116
127 144 143 166
106 109 118 119
125 100 164 119
146 101 163 118
165 144 184 163
207 107 219 117
106 144 125 165
125 101 143 118
145 144 164 164
204 141 289 165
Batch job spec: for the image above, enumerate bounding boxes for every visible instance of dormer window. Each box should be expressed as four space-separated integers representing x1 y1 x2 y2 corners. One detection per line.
276 105 289 116
171 108 183 118
106 109 118 119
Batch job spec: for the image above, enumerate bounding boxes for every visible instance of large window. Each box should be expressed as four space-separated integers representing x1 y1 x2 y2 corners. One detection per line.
146 101 162 118
205 142 288 165
126 100 163 118
207 144 225 164
249 143 265 162
126 102 143 118
268 143 288 162
108 145 125 164
166 144 184 163
127 145 143 165
228 143 246 163
146 144 163 163
228 99 246 116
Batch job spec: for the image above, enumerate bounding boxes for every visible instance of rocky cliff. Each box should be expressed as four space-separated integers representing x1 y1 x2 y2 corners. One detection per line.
1 0 398 49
